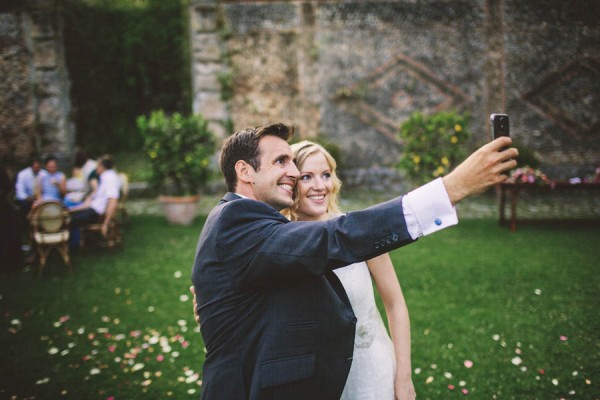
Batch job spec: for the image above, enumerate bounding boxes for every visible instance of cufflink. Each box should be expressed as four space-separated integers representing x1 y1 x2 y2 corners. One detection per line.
434 218 442 226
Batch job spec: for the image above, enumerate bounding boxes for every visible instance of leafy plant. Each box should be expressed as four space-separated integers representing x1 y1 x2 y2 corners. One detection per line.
398 111 470 184
217 71 234 101
137 110 216 196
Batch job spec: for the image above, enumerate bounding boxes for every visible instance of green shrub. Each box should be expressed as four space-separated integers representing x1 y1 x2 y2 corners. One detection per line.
137 110 216 196
398 111 470 184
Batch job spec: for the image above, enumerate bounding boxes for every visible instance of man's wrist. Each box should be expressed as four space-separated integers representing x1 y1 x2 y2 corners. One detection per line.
403 178 458 237
442 174 466 206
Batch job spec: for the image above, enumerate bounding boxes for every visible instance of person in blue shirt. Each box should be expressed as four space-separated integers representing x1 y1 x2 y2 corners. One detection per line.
36 155 66 202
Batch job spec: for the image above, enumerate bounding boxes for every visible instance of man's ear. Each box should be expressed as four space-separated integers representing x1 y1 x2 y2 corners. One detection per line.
234 160 254 185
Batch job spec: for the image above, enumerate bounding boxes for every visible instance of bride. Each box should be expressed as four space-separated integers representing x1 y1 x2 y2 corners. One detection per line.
282 141 416 400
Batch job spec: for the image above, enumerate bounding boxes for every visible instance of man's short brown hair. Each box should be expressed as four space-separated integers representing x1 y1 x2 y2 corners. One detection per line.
220 123 294 192
97 154 114 170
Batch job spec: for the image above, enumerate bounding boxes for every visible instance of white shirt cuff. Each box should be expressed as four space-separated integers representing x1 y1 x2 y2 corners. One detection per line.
402 177 458 239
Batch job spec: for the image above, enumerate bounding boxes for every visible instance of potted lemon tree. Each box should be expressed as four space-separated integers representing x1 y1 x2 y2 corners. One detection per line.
137 110 216 225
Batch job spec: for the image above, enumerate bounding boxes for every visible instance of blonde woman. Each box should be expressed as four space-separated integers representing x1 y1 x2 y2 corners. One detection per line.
282 141 416 400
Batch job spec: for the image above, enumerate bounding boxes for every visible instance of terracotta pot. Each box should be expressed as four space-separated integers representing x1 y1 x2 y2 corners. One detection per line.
158 195 200 225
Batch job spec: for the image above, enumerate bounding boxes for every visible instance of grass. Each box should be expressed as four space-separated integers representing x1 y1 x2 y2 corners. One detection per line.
0 215 598 399
388 220 599 398
1 216 206 399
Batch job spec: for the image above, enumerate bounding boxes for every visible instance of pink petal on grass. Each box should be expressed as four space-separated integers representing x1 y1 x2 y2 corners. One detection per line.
448 385 455 390
559 335 568 341
464 360 473 368
461 388 469 395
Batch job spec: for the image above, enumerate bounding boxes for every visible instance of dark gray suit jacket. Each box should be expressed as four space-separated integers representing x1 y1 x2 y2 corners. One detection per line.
191 192 415 399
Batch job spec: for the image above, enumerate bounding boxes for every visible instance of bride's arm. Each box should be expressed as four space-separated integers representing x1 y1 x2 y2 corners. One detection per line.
367 253 416 400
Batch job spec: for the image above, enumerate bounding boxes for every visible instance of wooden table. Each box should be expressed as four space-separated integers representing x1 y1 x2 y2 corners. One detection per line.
498 182 600 232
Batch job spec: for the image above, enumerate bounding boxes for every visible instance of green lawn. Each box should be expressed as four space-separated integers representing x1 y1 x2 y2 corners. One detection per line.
0 215 598 399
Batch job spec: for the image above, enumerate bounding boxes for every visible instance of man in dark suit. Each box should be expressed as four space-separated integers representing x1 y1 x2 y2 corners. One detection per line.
191 123 517 399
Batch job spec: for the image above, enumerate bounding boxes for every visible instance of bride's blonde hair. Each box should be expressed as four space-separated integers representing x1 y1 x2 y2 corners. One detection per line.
282 140 342 221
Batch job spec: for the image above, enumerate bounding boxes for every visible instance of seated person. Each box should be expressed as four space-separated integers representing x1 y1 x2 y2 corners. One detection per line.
69 155 120 237
36 155 66 202
65 147 98 207
15 156 45 215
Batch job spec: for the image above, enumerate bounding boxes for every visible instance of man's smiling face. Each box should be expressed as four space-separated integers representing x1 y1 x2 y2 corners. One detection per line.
250 135 299 211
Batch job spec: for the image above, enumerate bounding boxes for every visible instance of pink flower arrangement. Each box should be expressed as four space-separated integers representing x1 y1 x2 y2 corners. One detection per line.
507 166 553 186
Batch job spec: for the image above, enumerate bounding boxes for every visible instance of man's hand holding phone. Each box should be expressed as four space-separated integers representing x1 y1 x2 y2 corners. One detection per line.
441 114 518 205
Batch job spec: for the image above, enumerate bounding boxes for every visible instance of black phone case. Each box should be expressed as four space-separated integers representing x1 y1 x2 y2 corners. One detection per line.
491 113 510 139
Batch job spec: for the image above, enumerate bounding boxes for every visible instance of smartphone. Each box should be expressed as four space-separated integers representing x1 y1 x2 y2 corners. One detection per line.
490 113 510 140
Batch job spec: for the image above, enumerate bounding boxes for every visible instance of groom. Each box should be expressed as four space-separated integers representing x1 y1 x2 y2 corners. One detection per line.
191 123 517 399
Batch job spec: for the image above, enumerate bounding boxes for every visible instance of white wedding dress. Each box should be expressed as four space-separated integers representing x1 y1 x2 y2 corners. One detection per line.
334 261 396 400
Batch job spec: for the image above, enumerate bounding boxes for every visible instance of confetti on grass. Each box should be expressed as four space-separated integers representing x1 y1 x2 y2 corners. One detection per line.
39 313 199 395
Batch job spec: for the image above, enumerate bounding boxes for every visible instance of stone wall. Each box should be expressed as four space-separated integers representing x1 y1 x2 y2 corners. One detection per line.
0 0 73 175
2 1 597 185
190 0 599 186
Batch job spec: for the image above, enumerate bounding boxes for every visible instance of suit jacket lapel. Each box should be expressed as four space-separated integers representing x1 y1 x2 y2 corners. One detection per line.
324 271 352 308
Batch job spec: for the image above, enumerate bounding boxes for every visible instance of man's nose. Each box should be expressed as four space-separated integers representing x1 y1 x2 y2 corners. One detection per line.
287 162 300 178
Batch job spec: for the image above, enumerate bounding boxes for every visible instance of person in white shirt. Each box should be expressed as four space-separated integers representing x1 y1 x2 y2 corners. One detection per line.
65 147 99 207
69 155 121 237
15 156 45 214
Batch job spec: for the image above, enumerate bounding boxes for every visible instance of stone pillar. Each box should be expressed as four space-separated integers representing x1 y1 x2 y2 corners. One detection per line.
0 9 36 168
0 0 74 171
189 0 229 139
28 0 74 169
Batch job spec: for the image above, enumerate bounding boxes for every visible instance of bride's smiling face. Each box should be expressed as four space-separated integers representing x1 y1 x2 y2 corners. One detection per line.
295 152 334 222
